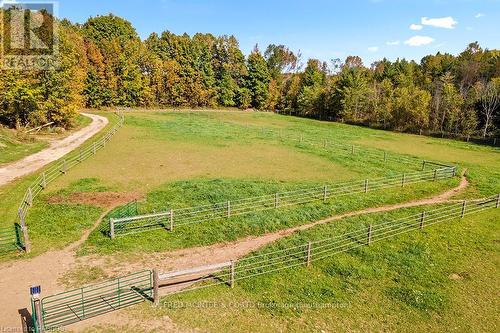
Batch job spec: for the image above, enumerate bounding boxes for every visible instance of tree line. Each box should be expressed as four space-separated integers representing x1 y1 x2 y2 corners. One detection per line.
0 12 499 138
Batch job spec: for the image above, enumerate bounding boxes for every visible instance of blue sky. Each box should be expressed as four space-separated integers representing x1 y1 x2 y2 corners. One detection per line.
56 0 499 66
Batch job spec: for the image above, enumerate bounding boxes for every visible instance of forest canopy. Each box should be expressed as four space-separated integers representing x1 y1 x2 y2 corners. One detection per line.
0 11 499 139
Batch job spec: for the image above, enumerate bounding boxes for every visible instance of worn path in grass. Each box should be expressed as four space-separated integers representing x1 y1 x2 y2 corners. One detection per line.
0 172 468 331
0 113 108 187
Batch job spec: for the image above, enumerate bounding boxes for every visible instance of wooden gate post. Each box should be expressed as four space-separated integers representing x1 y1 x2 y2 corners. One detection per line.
461 200 467 218
367 224 373 245
170 209 174 231
153 269 159 306
420 211 426 229
19 208 31 253
230 260 235 288
110 218 115 239
306 242 312 267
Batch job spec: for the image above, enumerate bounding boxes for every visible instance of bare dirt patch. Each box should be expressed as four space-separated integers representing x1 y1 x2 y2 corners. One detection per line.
47 192 142 208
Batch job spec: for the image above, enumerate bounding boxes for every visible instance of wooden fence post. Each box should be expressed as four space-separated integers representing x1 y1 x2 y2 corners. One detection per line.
420 211 425 229
170 209 174 231
367 224 373 245
323 185 328 202
323 139 327 148
227 201 231 218
19 208 31 253
93 142 97 154
422 160 426 171
433 169 438 181
351 145 355 154
230 260 235 288
78 150 83 162
274 193 279 208
110 218 115 239
364 179 368 193
27 187 33 206
306 242 312 267
452 167 456 177
461 200 467 218
401 174 406 187
384 151 387 162
300 134 303 143
41 172 47 189
496 193 500 208
153 269 159 306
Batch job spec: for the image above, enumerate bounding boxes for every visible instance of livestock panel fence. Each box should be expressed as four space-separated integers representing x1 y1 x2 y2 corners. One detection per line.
109 164 457 238
11 111 124 254
30 195 499 331
0 224 23 253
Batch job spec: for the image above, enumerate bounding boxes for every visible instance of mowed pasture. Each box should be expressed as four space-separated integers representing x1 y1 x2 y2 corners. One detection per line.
0 109 498 257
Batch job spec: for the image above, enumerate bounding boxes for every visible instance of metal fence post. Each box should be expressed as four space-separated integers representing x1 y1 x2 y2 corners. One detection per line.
323 185 328 202
461 200 467 218
230 260 235 288
364 179 368 193
306 242 312 267
110 218 115 239
420 211 425 229
153 269 159 306
31 286 44 333
227 201 231 218
367 224 373 245
19 208 31 253
170 209 174 231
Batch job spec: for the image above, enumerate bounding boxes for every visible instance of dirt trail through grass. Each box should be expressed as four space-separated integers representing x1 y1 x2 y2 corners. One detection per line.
0 113 108 187
0 172 468 330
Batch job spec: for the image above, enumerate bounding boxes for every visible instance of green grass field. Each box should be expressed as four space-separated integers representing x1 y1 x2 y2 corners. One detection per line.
0 109 498 331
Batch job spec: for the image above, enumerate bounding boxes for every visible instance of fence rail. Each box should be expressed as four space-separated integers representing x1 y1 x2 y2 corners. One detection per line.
40 270 152 329
157 194 500 295
109 166 456 238
11 112 124 253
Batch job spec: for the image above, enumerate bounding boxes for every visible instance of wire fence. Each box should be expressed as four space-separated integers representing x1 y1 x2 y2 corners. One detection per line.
13 112 125 253
159 194 500 295
109 166 456 238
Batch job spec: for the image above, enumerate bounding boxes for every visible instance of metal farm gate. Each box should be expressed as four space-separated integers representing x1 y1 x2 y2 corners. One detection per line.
39 270 153 330
0 224 23 253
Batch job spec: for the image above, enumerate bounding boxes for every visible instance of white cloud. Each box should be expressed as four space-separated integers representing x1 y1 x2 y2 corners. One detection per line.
386 40 400 46
475 13 485 18
404 35 435 46
410 24 423 30
367 46 379 52
421 16 457 29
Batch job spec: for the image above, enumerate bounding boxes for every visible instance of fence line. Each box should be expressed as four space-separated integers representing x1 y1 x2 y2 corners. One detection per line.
13 112 125 253
109 166 456 238
30 195 499 331
158 194 500 295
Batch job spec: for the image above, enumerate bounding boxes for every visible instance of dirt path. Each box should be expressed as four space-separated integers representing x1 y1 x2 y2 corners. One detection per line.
0 113 108 187
0 173 470 331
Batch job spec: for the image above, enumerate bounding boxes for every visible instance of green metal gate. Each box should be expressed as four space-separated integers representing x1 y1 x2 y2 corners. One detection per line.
0 224 23 253
40 270 153 329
